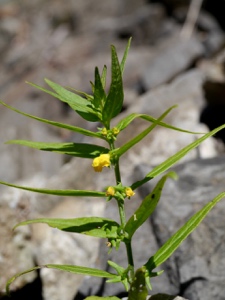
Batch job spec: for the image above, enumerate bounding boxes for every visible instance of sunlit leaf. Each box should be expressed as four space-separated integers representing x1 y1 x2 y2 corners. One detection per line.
116 110 204 135
101 65 107 89
145 192 225 272
15 217 120 238
27 80 99 122
125 172 177 239
6 266 41 295
112 106 175 159
0 180 106 197
45 78 101 122
46 264 117 278
0 100 104 139
93 67 106 111
65 87 93 101
6 140 109 158
131 124 225 189
120 37 132 74
102 45 124 127
6 265 118 295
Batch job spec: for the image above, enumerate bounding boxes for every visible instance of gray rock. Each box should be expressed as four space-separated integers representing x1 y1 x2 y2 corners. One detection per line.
197 11 225 56
122 296 188 300
0 95 64 184
136 156 225 300
120 69 220 169
0 163 106 299
141 35 204 90
149 295 188 300
94 4 166 45
0 1 225 299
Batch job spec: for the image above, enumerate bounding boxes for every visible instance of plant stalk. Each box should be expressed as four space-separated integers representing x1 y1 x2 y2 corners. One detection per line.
110 139 135 280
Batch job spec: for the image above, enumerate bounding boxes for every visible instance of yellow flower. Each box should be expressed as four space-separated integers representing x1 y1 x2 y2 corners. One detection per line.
106 186 115 196
125 187 135 198
92 154 111 172
112 127 120 135
101 128 108 136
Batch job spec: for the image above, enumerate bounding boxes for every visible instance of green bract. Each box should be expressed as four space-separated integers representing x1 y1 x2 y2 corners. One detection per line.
1 38 225 299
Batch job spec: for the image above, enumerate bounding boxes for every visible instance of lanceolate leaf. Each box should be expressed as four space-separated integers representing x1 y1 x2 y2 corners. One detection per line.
131 124 225 190
28 80 91 113
6 266 42 295
125 172 177 239
112 106 175 159
66 87 94 101
102 45 124 126
144 192 225 273
27 80 99 122
0 180 106 197
6 265 118 295
14 217 120 238
0 100 104 140
6 140 109 158
101 65 107 89
93 67 106 111
116 110 203 135
120 37 132 74
46 264 117 279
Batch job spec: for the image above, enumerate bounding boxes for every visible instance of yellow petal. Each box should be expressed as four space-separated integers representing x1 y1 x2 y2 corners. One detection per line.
125 187 135 198
106 186 115 196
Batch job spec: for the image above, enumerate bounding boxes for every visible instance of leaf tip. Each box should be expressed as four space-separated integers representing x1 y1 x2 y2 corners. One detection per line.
169 171 178 181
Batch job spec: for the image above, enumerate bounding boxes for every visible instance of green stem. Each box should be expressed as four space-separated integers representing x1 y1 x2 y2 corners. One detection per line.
117 198 126 228
126 241 135 279
112 153 126 227
109 140 135 279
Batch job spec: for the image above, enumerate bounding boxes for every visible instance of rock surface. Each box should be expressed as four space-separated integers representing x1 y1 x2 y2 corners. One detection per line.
137 156 225 300
0 0 225 300
122 296 188 300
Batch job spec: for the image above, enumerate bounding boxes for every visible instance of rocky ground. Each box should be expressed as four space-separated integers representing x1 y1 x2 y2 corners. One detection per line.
0 1 225 300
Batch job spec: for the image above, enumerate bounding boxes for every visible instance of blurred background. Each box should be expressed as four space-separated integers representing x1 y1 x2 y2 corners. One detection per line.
0 1 225 299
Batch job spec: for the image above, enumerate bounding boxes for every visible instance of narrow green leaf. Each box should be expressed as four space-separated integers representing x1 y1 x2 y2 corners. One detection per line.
102 45 124 126
0 100 104 139
46 264 117 279
93 67 106 111
28 80 91 113
120 37 132 74
6 140 109 158
145 192 225 272
132 124 225 190
66 87 93 101
6 266 41 295
0 180 106 197
107 261 129 291
6 265 118 295
116 111 204 135
45 78 101 122
44 79 91 110
125 172 177 239
116 113 141 131
112 106 175 159
14 217 120 238
101 65 107 89
27 81 99 122
107 260 125 274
